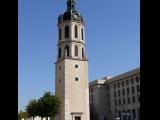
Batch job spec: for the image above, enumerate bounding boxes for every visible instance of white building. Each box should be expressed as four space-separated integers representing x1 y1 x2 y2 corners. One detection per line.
89 68 140 120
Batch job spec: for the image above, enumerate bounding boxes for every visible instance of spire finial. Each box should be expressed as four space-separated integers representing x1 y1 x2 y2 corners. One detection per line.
67 0 76 11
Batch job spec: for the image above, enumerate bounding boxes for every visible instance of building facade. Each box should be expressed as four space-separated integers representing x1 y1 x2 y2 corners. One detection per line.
55 0 90 120
89 68 140 120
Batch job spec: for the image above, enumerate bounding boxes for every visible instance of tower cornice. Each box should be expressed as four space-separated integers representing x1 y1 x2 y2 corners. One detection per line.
55 57 88 65
57 40 85 46
57 20 85 27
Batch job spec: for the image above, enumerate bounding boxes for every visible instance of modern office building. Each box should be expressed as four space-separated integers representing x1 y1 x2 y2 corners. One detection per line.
89 68 140 120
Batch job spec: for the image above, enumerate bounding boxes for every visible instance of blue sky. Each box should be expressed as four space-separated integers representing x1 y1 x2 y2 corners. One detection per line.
18 0 140 112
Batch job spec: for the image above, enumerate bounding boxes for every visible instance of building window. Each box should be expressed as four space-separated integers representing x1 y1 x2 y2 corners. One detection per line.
75 25 78 38
123 110 126 120
118 90 121 97
131 78 134 84
123 98 126 104
81 28 83 40
91 95 93 101
59 28 61 40
119 99 121 105
64 45 70 57
58 47 61 58
115 108 117 113
132 86 135 94
122 89 125 96
107 86 110 91
59 79 61 83
90 88 93 93
115 100 117 106
128 97 130 104
132 109 136 120
127 110 131 120
137 94 140 102
114 91 117 97
75 64 79 68
132 96 135 103
122 81 124 87
65 26 69 38
117 82 120 88
75 45 78 56
138 108 140 120
75 116 81 120
118 111 121 120
126 80 129 85
136 76 139 83
108 93 110 99
108 101 111 107
82 48 84 58
127 88 130 95
137 85 140 92
114 84 116 89
75 77 79 81
58 66 61 70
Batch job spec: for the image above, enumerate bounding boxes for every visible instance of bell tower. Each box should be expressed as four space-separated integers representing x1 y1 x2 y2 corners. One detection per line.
55 0 90 120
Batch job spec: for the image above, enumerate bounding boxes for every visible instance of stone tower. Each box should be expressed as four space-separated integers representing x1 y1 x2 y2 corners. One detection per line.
55 0 90 120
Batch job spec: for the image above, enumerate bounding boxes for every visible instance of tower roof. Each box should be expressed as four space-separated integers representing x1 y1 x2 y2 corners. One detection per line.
58 0 84 24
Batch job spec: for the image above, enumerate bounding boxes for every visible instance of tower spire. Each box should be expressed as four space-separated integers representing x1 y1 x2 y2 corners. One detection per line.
67 0 76 11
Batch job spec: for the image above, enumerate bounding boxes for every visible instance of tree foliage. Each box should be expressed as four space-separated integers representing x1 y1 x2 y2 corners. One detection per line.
25 99 38 118
18 110 28 120
38 92 61 118
25 91 61 119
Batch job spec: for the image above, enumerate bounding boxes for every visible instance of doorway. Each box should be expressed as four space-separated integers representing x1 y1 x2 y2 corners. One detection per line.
75 116 81 120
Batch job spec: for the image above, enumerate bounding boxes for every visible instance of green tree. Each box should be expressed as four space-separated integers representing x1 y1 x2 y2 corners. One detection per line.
25 99 38 119
38 92 61 120
18 110 28 120
25 91 61 120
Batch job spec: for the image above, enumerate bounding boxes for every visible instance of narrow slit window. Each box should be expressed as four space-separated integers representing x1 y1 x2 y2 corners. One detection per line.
75 25 78 38
81 28 83 40
64 45 69 57
58 47 61 58
65 26 69 38
75 45 78 56
59 28 61 40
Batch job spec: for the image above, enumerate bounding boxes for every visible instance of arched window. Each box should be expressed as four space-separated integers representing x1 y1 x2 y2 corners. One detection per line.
82 48 84 58
59 28 61 40
81 28 84 40
75 25 78 38
58 47 61 58
75 45 78 57
65 26 69 38
65 45 69 57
